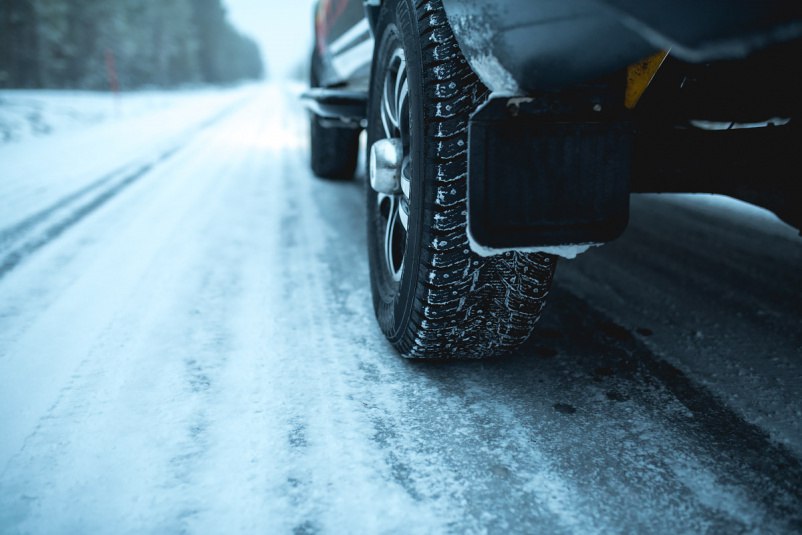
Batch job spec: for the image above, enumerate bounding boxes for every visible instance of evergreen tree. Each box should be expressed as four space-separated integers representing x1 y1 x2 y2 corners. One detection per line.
0 0 264 89
0 0 41 87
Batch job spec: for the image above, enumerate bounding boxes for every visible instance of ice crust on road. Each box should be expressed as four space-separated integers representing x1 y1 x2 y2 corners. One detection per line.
0 83 800 533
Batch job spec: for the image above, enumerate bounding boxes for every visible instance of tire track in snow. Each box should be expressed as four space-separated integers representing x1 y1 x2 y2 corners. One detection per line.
234 119 447 532
128 88 446 532
0 96 252 281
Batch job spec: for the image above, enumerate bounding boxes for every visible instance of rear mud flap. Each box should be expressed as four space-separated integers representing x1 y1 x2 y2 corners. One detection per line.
468 97 632 249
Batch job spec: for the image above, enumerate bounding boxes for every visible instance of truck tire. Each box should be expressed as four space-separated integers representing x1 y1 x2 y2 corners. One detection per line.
366 0 556 358
308 47 361 180
310 114 360 180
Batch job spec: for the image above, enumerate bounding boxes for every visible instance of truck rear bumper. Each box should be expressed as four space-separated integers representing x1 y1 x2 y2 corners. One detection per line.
441 0 802 94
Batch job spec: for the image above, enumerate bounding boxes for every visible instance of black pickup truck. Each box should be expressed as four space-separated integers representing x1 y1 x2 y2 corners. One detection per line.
303 0 802 359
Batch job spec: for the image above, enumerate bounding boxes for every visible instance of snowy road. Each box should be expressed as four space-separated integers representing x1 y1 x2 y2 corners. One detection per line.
1 83 801 533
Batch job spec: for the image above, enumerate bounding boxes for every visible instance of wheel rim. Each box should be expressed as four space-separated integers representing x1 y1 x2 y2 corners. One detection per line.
370 46 411 285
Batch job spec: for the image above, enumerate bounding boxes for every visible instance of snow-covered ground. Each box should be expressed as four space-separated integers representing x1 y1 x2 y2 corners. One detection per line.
0 82 800 533
0 88 245 145
0 85 262 234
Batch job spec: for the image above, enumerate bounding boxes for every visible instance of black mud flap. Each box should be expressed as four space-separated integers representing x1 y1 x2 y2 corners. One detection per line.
468 97 632 249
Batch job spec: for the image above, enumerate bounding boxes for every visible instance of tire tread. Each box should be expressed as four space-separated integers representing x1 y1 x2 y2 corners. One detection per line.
376 0 556 358
310 114 360 180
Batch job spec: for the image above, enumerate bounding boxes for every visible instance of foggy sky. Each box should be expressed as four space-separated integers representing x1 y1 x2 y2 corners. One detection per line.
224 0 317 79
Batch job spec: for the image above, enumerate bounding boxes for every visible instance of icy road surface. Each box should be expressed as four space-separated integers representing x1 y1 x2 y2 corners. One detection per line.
1 83 801 533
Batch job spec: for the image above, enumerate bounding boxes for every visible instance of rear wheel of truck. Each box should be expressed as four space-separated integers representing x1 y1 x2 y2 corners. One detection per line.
308 49 361 180
309 114 360 180
365 0 556 358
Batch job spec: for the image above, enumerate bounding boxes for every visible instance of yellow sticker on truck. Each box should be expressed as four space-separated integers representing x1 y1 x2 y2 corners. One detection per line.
625 50 670 109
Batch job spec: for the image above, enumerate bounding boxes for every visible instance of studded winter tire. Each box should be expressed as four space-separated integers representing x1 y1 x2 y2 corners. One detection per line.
366 0 556 358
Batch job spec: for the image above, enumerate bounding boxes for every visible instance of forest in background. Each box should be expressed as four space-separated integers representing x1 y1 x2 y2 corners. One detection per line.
0 0 264 90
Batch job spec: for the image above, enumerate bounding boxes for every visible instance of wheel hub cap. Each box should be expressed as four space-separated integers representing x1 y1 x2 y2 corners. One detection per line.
369 138 403 195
